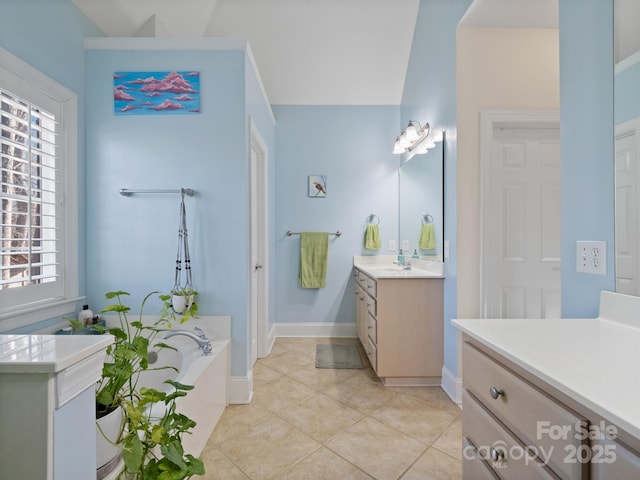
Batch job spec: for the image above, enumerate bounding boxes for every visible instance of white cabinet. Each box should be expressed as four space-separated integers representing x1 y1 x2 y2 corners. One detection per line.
460 336 640 480
354 268 443 386
0 335 111 479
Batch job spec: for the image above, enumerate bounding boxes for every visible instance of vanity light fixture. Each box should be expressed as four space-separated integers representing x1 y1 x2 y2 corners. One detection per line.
392 121 431 155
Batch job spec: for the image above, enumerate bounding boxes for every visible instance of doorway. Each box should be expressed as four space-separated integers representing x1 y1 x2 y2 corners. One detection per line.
249 119 269 365
480 110 561 319
615 117 640 295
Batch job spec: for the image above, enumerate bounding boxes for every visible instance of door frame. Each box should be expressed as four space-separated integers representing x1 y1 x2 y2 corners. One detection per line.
479 109 561 318
249 118 270 360
615 116 640 294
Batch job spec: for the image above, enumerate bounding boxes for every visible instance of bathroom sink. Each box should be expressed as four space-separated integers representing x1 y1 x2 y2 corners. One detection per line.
354 263 444 278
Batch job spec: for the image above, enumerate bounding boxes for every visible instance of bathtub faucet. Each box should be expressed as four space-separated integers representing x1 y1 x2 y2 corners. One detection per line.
163 329 212 356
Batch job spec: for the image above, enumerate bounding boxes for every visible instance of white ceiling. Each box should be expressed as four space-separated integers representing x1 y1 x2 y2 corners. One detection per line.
71 0 420 105
70 0 639 105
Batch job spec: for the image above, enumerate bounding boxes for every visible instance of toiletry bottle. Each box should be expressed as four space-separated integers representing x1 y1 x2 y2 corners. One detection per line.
397 249 405 263
78 304 94 327
412 249 420 259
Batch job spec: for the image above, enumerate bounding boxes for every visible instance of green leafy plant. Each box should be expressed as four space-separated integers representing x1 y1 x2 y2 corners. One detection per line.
161 288 198 322
96 290 204 479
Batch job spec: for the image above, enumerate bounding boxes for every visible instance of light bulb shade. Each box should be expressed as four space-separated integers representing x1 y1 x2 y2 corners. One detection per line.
404 121 421 143
392 137 406 154
398 130 411 149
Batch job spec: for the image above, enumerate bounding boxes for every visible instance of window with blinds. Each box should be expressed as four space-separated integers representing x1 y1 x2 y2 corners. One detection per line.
1 88 59 291
0 48 77 329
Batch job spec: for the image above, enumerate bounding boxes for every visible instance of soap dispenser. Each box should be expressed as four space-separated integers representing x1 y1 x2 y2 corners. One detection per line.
78 304 94 327
412 249 420 259
397 249 405 263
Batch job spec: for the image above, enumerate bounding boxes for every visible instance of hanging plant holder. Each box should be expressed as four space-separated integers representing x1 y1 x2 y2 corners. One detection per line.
171 189 196 314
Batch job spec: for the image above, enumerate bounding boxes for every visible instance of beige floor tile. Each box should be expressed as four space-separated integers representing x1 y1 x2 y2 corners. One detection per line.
252 362 284 386
432 416 463 459
400 447 462 480
325 373 396 414
287 363 360 391
219 416 320 480
208 401 274 445
261 348 316 375
278 392 364 442
394 387 462 417
253 374 316 414
373 394 460 445
326 417 427 480
278 446 374 480
200 445 250 480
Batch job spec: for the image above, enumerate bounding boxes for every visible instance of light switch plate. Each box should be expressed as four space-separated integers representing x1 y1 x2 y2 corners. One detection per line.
389 240 396 252
402 240 410 252
576 241 606 275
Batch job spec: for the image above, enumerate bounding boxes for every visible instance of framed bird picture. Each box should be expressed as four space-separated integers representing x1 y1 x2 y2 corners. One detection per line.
308 175 327 198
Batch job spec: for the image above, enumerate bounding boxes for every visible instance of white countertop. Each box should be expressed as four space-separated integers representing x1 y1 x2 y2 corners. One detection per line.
452 314 640 440
0 334 113 374
353 255 445 279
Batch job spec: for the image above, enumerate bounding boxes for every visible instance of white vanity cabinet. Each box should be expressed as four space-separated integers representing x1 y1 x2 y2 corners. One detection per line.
0 334 111 480
354 267 443 386
453 293 640 480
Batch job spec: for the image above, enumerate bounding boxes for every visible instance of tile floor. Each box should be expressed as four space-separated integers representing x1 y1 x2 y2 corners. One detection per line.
200 337 462 480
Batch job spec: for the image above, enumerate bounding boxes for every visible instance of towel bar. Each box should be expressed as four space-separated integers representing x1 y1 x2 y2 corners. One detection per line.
287 230 342 237
119 188 195 197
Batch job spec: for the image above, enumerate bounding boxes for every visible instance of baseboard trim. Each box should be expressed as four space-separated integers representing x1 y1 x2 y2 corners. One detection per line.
229 371 253 405
274 322 356 338
441 365 462 404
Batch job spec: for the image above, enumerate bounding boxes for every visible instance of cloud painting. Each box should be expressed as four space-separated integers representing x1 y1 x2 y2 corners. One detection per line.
114 71 200 115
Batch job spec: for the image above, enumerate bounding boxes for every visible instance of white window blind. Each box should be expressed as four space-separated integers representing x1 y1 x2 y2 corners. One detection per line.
0 47 81 330
1 88 60 291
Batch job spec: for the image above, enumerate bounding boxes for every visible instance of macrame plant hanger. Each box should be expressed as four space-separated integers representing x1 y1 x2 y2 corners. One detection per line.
172 190 194 313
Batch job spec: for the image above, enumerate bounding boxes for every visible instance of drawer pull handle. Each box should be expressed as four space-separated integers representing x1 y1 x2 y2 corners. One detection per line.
489 386 504 399
368 326 372 330
490 447 506 462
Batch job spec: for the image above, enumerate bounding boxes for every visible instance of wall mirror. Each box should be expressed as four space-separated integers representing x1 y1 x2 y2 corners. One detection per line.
614 0 640 295
398 136 444 261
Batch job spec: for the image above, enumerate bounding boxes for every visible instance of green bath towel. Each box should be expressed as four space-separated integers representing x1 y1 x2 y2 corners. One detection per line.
299 232 329 288
419 223 436 250
364 224 381 250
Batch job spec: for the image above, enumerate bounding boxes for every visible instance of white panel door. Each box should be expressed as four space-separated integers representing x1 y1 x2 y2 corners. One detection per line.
615 127 640 295
483 126 561 319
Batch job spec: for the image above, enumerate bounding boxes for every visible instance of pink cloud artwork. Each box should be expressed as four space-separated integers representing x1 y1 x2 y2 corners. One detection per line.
114 70 200 115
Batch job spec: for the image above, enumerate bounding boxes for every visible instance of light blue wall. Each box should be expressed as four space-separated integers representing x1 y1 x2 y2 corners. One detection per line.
615 60 640 125
559 0 615 317
400 0 473 376
245 57 277 337
272 106 399 326
0 0 103 333
84 46 274 377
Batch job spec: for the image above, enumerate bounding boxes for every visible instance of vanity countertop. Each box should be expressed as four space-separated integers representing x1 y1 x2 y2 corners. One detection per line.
453 311 640 440
0 334 113 374
353 255 445 279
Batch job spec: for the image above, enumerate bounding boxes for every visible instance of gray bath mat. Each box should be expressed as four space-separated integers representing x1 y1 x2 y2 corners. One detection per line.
315 344 363 369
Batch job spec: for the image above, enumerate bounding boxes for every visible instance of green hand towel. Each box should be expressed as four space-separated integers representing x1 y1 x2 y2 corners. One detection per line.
419 223 436 250
299 232 329 288
364 224 381 250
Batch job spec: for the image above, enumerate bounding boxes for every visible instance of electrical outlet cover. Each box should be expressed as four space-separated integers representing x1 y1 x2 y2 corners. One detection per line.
576 241 606 275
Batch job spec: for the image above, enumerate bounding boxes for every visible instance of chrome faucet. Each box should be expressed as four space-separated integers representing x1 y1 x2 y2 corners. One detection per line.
393 260 412 270
163 329 212 355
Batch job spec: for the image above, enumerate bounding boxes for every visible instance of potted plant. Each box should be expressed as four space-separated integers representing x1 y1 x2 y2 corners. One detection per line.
95 290 204 480
167 287 198 316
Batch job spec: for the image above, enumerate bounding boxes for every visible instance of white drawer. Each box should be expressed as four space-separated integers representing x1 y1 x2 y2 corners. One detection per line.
364 276 376 298
463 390 556 480
365 336 377 371
591 437 640 479
367 312 377 344
365 295 376 317
462 438 500 480
462 342 587 480
56 350 105 408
